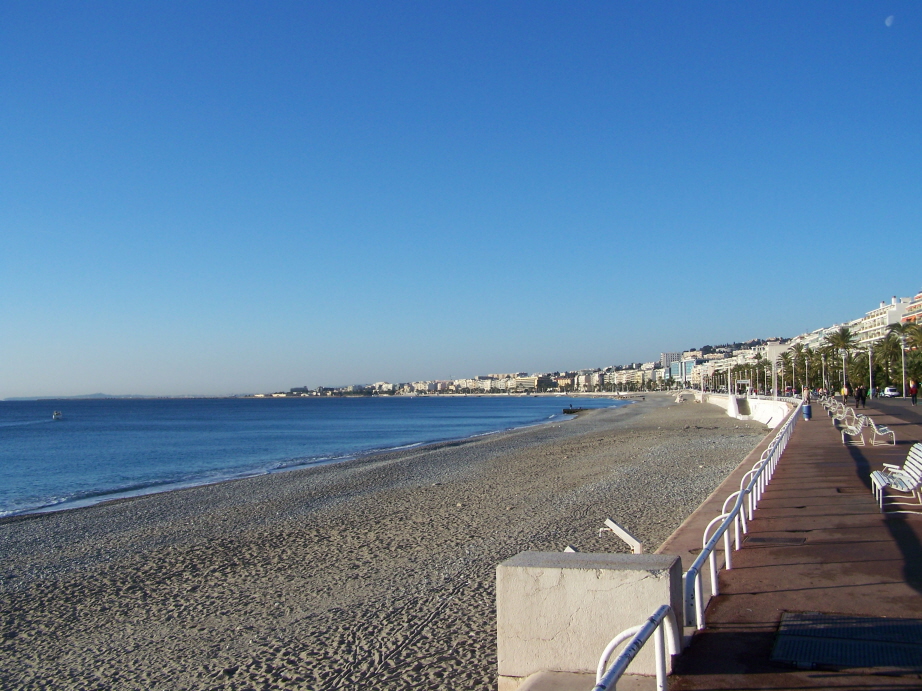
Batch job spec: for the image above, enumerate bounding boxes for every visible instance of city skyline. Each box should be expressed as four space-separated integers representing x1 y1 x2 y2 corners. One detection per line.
9 288 918 399
3 3 921 398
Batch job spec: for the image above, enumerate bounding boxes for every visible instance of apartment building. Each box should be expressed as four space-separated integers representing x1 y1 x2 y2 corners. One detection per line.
660 352 681 369
851 296 911 345
902 289 922 325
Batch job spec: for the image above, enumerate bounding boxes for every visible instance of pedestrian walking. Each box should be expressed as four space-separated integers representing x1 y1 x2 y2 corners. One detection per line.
856 384 867 408
911 379 919 406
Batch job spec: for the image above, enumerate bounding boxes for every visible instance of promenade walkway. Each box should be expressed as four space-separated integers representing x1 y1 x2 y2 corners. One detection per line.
668 397 922 690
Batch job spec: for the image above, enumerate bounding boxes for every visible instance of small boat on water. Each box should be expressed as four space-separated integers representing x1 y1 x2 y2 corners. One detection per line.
52 411 62 420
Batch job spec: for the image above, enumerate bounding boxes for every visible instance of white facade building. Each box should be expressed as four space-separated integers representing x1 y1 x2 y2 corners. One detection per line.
851 297 911 345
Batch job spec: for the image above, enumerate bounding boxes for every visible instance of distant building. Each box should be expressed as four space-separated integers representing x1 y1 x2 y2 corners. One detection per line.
670 359 698 384
851 296 911 345
660 352 681 369
901 290 922 325
515 376 538 392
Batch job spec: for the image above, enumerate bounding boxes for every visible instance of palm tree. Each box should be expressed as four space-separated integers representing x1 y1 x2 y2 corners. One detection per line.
753 353 765 394
803 346 816 390
877 333 901 386
850 348 869 392
907 324 922 384
777 352 791 395
825 326 858 389
792 343 806 390
817 343 835 391
906 323 922 350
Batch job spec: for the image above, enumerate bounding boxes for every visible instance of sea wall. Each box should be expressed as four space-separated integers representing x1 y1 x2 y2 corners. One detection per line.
702 393 790 429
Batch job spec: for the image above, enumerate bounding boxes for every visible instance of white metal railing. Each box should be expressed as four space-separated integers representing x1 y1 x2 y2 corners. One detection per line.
593 604 680 691
682 399 803 629
750 394 800 403
586 398 802 689
691 389 799 402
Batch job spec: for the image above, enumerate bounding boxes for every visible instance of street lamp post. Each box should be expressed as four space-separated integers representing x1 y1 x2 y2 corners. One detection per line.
868 345 874 398
822 353 826 393
901 334 907 397
772 357 778 401
840 348 848 395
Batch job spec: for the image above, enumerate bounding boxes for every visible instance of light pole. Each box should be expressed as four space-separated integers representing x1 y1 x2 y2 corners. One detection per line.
772 357 778 401
840 348 848 393
822 353 826 393
868 345 874 398
901 333 907 397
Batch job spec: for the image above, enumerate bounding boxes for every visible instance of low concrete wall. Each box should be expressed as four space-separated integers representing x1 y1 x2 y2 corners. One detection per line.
496 552 683 690
747 398 789 428
702 393 789 428
704 394 730 412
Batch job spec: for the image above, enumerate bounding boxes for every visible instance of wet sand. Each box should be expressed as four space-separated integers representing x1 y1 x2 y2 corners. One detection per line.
0 394 768 690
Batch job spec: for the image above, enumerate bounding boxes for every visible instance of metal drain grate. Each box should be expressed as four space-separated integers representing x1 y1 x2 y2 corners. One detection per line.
771 612 922 671
836 487 867 494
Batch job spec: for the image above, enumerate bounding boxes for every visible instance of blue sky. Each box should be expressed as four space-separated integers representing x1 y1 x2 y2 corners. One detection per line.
2 2 920 397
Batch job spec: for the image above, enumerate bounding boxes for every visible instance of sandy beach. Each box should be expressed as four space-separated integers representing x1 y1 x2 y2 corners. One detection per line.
0 394 769 690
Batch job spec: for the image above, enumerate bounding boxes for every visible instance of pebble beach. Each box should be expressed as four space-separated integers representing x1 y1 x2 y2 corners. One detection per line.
0 394 769 690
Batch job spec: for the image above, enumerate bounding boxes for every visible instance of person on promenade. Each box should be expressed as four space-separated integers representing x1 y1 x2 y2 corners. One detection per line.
842 383 850 405
856 384 867 408
911 379 919 406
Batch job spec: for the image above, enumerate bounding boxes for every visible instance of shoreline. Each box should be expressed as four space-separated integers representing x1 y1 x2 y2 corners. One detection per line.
1 397 628 520
0 393 769 690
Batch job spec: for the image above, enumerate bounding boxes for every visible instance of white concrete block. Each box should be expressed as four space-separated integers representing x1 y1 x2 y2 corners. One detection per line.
496 551 682 684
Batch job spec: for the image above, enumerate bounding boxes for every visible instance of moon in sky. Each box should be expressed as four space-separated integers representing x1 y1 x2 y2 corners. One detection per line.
885 15 894 27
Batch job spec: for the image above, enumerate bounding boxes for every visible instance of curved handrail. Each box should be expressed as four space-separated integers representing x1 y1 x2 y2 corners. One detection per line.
593 604 680 691
720 490 746 548
595 625 642 681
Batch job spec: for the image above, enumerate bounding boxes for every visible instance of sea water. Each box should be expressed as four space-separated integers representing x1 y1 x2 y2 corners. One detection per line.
0 396 628 517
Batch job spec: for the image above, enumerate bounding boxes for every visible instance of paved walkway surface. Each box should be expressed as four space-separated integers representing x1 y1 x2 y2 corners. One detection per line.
669 397 922 690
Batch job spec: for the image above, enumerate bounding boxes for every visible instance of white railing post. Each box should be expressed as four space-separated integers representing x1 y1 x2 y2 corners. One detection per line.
654 624 666 691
